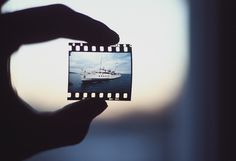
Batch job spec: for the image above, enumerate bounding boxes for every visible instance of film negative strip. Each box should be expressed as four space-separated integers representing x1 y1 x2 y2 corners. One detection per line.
67 43 132 101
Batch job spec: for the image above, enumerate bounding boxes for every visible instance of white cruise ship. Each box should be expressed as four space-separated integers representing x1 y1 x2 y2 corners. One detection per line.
80 55 121 82
80 68 121 82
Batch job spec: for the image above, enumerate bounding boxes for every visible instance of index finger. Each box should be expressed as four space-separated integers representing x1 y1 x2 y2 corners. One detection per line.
1 4 119 46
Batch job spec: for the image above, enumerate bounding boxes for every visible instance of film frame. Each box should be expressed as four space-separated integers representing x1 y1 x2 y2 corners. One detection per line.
67 43 132 101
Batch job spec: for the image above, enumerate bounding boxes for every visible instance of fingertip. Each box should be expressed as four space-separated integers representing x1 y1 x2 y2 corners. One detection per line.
85 25 120 45
101 27 120 45
81 98 108 110
73 98 108 119
109 30 120 45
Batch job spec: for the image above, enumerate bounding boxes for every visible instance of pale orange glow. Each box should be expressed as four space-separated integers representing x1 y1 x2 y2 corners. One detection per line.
6 0 189 119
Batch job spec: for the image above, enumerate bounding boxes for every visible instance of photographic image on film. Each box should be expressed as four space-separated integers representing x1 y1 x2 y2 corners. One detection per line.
68 51 132 99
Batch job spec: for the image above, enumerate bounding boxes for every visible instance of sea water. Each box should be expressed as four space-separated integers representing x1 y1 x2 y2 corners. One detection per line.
68 73 132 93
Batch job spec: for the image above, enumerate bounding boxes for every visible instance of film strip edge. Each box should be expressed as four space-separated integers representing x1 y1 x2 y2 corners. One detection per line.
68 92 131 101
69 43 132 53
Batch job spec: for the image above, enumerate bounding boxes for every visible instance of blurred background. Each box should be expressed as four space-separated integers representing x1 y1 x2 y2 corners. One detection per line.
2 0 231 160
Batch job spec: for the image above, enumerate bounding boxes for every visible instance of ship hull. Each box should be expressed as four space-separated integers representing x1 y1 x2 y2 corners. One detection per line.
80 73 121 82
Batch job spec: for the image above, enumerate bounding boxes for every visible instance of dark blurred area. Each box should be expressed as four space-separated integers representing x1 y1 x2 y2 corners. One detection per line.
25 0 234 160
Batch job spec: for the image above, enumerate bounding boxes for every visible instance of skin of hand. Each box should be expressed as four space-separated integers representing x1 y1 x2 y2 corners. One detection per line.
0 2 119 161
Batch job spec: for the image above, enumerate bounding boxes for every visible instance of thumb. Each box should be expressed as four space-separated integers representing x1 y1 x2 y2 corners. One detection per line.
56 98 108 122
36 99 107 149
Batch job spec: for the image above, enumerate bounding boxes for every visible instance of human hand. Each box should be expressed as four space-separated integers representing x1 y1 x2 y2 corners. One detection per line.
0 2 119 161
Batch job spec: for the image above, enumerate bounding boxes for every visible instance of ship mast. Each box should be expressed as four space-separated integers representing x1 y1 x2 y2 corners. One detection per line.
114 63 118 72
99 55 103 70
